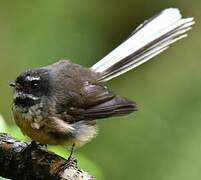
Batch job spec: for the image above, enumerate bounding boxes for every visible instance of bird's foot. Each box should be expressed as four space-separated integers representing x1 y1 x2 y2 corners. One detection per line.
67 155 77 166
59 155 77 172
58 144 77 171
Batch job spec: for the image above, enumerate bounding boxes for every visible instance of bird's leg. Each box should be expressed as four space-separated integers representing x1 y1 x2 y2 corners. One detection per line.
67 143 75 161
58 144 77 171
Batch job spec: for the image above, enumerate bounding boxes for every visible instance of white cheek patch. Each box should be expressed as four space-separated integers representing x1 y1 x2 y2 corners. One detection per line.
26 76 41 81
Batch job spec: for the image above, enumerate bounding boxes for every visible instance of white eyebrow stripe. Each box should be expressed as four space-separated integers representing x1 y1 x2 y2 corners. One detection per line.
26 76 41 81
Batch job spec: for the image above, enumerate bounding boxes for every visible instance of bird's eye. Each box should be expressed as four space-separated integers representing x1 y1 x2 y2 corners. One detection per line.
30 80 39 89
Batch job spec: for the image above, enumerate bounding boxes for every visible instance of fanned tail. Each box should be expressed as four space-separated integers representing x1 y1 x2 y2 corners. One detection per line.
91 8 194 82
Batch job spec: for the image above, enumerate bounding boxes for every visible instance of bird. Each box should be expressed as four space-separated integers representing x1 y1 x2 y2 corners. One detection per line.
10 8 194 158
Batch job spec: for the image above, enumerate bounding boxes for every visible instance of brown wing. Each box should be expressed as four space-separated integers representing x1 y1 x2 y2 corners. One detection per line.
49 60 137 122
67 84 137 121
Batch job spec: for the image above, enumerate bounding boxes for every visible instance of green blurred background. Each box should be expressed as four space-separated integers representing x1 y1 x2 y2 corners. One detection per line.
0 1 201 179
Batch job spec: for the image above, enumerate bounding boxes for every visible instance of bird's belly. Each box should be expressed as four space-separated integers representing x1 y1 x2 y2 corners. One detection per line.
13 111 97 146
16 118 64 145
21 124 62 145
14 111 73 145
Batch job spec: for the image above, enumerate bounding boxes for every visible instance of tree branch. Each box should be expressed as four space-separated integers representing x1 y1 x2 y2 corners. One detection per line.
0 132 94 180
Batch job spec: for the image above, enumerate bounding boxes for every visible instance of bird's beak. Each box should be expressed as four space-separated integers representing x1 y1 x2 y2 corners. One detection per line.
9 82 16 87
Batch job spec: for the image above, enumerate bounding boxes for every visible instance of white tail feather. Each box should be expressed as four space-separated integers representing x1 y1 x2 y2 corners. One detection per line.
91 8 194 82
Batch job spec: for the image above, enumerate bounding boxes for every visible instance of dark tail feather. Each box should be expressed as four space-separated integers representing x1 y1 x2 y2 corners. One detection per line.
84 96 137 119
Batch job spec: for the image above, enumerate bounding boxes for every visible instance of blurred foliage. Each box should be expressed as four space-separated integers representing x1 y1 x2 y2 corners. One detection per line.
0 0 201 180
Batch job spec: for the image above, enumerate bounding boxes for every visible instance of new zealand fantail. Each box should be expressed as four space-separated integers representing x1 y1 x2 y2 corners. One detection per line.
10 8 194 157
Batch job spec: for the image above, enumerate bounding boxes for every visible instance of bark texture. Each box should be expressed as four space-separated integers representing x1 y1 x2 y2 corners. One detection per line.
0 133 94 180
